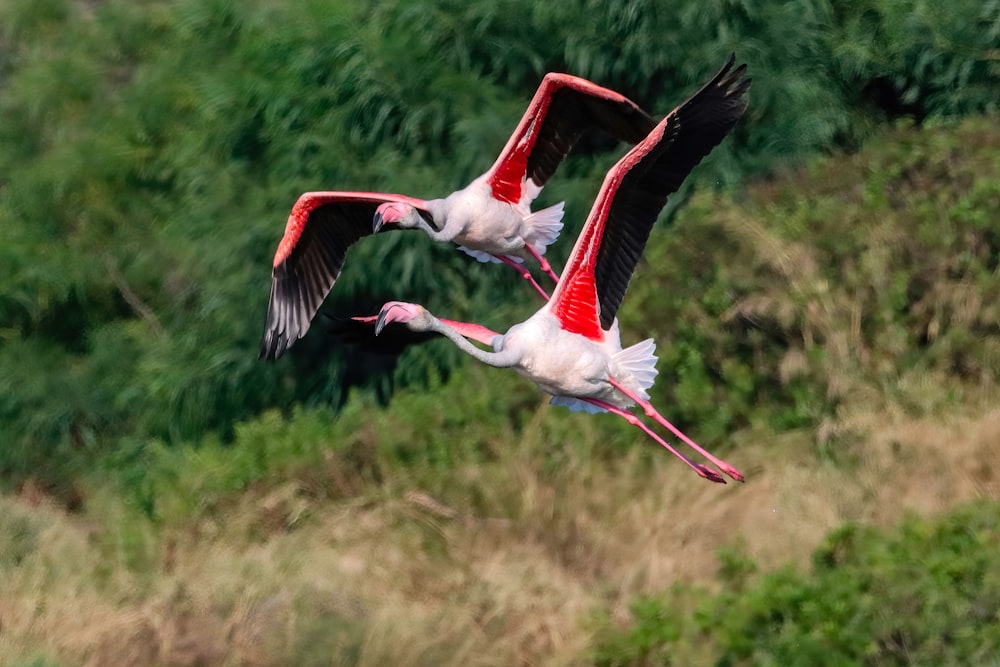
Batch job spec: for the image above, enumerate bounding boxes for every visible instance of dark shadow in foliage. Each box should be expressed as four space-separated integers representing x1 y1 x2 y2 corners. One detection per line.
322 293 451 407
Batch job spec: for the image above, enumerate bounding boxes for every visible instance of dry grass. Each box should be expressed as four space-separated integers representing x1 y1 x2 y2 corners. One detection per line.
3 388 999 666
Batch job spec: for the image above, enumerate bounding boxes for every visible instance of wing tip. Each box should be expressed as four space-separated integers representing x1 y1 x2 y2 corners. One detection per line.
258 330 288 361
717 54 752 101
259 307 296 360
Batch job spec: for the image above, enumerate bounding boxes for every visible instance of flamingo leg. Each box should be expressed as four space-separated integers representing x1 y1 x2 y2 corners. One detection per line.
582 398 726 484
494 255 550 300
607 378 744 482
522 244 562 284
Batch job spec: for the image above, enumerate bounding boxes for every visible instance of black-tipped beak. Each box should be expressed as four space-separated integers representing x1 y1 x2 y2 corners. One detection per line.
372 211 385 234
374 307 389 336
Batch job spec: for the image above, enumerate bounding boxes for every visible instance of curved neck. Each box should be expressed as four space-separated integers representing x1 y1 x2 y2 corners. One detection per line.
429 317 519 368
416 217 453 243
416 199 454 242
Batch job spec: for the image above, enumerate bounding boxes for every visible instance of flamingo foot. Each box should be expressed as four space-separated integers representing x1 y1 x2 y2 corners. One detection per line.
608 378 744 482
707 461 743 483
584 398 726 484
693 464 727 484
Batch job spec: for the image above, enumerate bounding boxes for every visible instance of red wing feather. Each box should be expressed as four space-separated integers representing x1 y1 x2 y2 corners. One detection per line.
485 73 656 206
546 156 640 342
272 191 425 265
260 191 428 360
548 55 750 335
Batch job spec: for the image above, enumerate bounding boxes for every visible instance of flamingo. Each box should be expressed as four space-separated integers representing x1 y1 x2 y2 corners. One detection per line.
259 74 657 360
365 55 750 483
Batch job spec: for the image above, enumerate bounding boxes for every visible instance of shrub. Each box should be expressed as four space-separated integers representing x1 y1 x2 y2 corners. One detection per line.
594 500 1000 666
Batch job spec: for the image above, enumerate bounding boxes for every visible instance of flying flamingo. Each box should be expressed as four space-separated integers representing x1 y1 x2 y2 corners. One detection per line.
365 55 750 483
259 75 657 360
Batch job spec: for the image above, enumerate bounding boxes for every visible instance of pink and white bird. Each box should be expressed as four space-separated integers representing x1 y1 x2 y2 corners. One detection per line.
259 74 657 360
367 56 750 483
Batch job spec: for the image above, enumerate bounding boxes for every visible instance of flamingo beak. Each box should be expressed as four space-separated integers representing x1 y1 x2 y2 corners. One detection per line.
374 309 388 335
375 304 399 336
372 210 386 234
375 302 422 335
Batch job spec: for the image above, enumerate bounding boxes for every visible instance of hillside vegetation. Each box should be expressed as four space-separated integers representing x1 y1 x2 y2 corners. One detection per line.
1 0 1000 665
4 116 1000 666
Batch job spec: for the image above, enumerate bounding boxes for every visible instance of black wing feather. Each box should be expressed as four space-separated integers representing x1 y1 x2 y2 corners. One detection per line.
595 55 751 329
259 201 378 360
526 83 658 188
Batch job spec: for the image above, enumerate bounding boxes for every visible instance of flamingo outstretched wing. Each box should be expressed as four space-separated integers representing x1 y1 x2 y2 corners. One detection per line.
485 73 657 207
260 191 429 360
548 55 751 340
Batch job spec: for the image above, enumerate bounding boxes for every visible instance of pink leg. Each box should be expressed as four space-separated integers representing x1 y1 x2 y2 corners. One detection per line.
495 255 550 300
583 398 725 484
607 378 744 482
522 244 561 284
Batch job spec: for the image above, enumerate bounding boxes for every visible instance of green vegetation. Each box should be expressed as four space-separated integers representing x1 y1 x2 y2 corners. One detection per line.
2 0 998 482
2 0 999 664
594 501 1000 666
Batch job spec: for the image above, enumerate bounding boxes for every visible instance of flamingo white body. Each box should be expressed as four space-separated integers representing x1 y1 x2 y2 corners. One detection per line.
494 310 655 412
259 73 656 360
370 55 752 483
383 175 564 265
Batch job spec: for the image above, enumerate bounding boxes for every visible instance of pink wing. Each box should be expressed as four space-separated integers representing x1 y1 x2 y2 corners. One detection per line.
438 318 501 347
484 73 656 206
547 55 751 341
260 191 428 360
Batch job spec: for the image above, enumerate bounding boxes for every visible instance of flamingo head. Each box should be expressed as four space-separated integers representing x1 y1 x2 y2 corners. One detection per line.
375 301 434 335
373 202 424 233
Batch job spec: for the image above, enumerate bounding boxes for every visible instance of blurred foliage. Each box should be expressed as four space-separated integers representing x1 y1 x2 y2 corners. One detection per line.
0 0 998 484
593 500 1000 666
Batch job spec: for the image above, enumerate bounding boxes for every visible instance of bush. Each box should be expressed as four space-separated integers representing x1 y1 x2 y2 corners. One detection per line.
594 500 1000 666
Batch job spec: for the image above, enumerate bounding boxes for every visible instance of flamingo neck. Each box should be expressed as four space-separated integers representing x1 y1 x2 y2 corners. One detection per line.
428 317 520 368
417 199 454 243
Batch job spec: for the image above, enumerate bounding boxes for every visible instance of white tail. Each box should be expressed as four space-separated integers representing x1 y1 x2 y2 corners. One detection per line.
612 338 658 401
524 201 565 256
